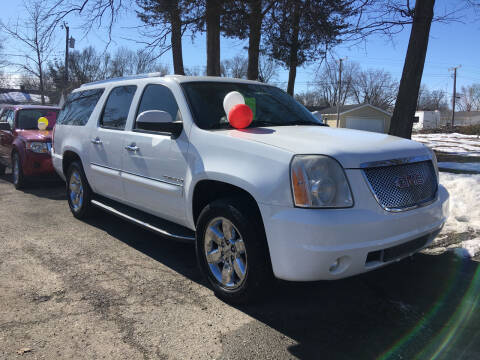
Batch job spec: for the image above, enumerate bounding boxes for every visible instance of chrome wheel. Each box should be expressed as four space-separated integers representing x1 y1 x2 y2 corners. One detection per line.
12 154 19 184
68 170 84 212
204 217 247 289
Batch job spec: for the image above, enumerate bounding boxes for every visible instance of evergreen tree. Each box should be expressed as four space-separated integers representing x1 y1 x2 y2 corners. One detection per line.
263 0 353 95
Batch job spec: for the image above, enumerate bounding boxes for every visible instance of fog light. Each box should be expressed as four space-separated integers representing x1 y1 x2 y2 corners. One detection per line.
328 256 351 275
329 259 340 272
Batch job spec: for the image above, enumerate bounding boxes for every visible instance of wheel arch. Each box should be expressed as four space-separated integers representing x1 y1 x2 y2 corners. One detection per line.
10 142 27 168
191 179 264 230
62 150 83 177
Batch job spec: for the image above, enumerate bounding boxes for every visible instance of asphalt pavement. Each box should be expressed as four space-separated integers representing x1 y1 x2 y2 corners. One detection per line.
1 171 479 360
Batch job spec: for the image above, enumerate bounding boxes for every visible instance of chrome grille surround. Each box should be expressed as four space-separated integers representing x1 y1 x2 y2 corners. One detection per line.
361 156 438 212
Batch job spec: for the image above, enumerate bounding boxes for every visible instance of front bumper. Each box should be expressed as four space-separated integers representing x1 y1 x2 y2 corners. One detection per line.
51 151 65 180
259 170 449 281
22 152 55 176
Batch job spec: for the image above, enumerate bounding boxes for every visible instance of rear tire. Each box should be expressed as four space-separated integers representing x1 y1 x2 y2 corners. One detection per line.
196 197 272 304
0 163 5 175
12 152 25 189
66 161 95 219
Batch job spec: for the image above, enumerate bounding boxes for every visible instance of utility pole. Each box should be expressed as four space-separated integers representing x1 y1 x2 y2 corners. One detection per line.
336 57 347 128
64 22 69 86
449 65 461 128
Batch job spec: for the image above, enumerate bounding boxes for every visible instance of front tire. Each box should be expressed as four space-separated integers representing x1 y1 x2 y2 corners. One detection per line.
0 163 5 175
66 161 95 219
196 198 272 304
12 152 25 189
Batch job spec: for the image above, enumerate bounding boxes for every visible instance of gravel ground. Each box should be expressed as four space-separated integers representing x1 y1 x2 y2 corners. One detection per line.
1 172 480 360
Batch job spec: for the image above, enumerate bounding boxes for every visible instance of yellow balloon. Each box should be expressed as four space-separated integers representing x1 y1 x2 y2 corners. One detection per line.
38 117 49 130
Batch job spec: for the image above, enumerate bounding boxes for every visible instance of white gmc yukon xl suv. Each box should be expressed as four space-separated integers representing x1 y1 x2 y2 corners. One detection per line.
52 74 449 303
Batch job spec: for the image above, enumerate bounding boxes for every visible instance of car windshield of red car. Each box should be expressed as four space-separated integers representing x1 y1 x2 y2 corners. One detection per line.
17 109 58 130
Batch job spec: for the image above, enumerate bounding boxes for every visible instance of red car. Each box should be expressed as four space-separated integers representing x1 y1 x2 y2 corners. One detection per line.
0 105 60 188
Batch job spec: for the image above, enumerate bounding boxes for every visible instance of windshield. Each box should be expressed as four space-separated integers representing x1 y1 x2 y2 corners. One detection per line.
181 82 323 130
17 109 58 130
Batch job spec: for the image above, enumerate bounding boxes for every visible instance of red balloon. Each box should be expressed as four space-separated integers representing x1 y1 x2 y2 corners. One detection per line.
228 104 253 129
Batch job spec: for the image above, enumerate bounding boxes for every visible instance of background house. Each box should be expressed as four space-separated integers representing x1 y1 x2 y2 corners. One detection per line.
413 110 441 130
318 104 392 133
441 111 480 127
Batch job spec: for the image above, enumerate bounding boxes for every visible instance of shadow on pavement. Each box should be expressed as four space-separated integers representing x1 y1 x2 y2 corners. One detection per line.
229 253 480 359
0 171 65 200
84 211 205 284
84 210 480 359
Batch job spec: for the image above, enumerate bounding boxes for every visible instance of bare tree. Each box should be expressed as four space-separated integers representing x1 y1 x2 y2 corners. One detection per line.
184 66 205 76
257 55 278 83
108 47 168 77
315 59 360 107
342 0 480 138
351 68 398 111
417 85 449 111
295 91 325 108
1 0 56 104
221 56 248 78
458 84 480 112
47 0 128 45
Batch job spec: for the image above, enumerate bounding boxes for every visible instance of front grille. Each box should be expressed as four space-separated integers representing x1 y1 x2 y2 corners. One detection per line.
363 160 437 211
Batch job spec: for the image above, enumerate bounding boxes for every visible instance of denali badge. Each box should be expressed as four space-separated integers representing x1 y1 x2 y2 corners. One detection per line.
394 174 424 189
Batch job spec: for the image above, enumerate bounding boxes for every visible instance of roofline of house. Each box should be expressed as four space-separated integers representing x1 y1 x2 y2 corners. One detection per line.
322 103 392 117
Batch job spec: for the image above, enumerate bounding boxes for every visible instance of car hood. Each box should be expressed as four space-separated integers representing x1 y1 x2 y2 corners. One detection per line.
222 126 429 168
17 129 52 142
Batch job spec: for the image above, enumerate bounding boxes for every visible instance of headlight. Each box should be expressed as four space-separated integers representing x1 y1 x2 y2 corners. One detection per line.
26 142 48 153
291 155 353 208
426 146 439 183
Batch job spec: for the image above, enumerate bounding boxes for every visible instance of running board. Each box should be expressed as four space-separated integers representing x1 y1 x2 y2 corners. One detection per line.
91 197 195 242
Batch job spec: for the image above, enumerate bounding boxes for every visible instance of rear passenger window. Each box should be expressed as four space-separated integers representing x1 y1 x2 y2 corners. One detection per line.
57 89 104 126
100 86 137 130
0 110 10 123
5 110 15 128
135 84 182 129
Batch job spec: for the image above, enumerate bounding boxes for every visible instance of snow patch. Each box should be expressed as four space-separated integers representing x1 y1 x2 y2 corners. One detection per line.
438 173 480 257
440 173 480 234
438 162 480 173
461 239 480 258
412 133 480 157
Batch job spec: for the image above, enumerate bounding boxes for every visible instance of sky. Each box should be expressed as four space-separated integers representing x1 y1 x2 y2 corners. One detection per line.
1 0 480 99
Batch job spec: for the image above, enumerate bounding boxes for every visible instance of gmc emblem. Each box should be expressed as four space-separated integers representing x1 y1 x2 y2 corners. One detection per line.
394 174 424 189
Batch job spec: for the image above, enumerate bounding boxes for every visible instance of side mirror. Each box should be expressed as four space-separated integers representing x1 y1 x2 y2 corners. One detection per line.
0 122 10 131
136 110 183 138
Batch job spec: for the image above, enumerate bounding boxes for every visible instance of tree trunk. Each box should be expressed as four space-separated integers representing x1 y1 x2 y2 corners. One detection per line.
287 55 297 96
286 1 301 95
37 50 45 105
247 0 262 80
170 3 185 75
389 0 435 139
206 0 221 76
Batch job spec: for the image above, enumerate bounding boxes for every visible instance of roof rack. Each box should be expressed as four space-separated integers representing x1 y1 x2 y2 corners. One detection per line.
80 72 169 87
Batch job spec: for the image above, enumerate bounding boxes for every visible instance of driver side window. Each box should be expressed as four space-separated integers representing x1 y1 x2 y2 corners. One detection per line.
135 84 182 130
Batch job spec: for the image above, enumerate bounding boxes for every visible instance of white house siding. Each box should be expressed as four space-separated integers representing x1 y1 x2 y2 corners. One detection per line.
414 111 441 130
322 105 391 133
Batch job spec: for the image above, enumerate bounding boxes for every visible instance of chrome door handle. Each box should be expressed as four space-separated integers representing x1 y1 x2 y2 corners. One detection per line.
125 144 139 152
91 137 102 144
